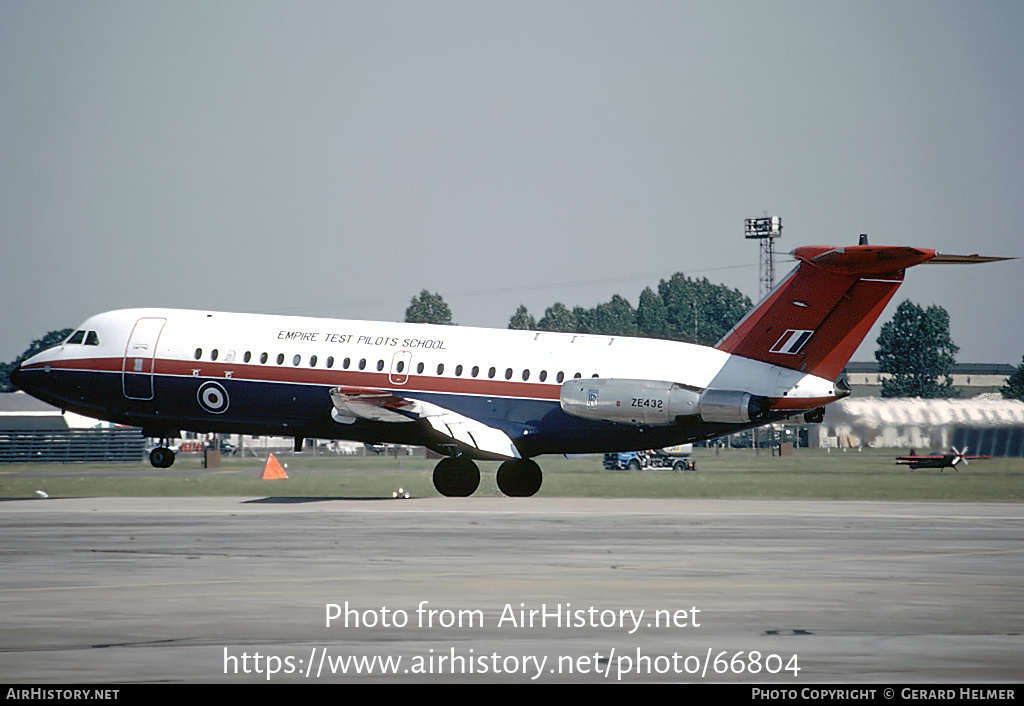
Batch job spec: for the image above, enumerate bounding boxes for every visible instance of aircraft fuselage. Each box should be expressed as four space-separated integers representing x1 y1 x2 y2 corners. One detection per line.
12 308 837 459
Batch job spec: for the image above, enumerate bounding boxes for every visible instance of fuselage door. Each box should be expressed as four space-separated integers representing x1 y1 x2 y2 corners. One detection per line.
389 350 413 386
123 317 166 400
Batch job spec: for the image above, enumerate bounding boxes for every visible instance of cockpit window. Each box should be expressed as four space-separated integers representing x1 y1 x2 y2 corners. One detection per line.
67 330 86 345
84 331 100 346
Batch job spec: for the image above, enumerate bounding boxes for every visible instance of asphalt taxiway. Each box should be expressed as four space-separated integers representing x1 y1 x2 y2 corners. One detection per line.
1 496 1021 683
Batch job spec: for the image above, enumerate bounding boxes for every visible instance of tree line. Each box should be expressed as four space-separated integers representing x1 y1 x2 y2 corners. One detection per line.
405 285 1024 401
0 329 72 392
408 274 754 347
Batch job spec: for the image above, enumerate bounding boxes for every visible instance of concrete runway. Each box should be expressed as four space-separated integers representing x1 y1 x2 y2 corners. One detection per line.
1 495 1021 683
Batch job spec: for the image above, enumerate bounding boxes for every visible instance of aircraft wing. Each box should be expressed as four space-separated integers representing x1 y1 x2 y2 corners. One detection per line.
329 386 521 459
330 387 419 423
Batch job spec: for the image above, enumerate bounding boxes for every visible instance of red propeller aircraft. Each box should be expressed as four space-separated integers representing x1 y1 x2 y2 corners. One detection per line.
896 447 991 471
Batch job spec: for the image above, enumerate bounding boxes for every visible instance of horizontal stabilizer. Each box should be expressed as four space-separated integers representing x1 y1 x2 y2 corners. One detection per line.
716 244 1010 381
924 253 1015 265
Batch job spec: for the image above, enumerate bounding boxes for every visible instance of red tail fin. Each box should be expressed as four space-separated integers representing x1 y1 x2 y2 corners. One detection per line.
716 245 938 381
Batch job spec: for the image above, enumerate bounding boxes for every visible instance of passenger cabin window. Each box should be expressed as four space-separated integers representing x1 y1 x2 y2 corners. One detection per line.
244 352 252 363
277 354 285 365
194 348 202 360
211 349 219 361
260 352 268 364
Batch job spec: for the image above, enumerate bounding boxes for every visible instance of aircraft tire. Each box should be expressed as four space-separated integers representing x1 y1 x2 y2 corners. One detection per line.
432 456 480 497
496 459 543 497
149 447 175 469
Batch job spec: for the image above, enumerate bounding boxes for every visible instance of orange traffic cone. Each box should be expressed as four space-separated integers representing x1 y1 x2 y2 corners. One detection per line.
262 453 288 479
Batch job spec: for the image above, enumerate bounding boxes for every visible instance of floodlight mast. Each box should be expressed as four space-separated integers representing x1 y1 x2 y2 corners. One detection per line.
744 216 782 299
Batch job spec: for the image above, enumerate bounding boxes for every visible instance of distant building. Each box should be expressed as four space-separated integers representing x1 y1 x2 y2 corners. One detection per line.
0 392 143 463
0 392 68 430
843 362 1016 398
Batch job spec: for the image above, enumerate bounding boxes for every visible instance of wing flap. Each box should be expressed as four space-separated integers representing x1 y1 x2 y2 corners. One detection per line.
330 385 520 459
421 401 521 459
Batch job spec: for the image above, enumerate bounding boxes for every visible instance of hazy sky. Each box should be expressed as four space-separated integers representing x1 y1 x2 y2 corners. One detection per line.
2 1 1021 366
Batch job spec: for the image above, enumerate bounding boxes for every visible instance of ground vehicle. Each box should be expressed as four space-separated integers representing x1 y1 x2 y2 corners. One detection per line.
603 451 647 470
603 448 696 471
206 439 236 455
647 450 696 470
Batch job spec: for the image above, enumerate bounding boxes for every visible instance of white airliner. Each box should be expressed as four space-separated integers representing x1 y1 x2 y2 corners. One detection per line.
11 243 1008 496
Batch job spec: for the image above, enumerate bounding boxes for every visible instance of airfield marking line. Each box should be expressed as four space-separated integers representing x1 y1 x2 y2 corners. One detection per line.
3 546 1021 596
274 506 1024 522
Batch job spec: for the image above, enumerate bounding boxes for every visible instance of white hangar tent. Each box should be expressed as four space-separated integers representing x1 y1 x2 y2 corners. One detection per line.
819 395 1024 456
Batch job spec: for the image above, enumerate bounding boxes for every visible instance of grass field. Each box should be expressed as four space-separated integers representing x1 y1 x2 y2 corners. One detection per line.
1 448 1021 501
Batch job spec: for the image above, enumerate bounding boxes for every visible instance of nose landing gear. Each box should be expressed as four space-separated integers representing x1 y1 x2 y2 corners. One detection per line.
149 445 175 468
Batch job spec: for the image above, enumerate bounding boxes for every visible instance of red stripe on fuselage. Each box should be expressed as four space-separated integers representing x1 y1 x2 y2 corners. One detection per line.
30 356 563 401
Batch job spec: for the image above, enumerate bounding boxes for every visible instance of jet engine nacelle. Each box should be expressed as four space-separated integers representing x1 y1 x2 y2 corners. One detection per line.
560 379 699 425
696 389 771 424
560 379 770 426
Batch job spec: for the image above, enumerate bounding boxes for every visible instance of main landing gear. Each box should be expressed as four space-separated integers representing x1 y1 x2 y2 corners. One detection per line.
432 456 480 497
496 459 542 497
431 456 543 497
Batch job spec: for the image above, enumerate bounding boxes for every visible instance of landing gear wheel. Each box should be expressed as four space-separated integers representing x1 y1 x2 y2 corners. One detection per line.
496 459 543 497
432 456 480 497
149 447 175 469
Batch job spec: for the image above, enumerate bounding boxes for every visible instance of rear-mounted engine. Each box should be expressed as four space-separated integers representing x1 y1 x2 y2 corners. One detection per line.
560 379 770 426
696 389 771 424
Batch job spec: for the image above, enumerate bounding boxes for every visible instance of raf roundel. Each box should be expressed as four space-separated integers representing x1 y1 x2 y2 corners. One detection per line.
197 381 230 414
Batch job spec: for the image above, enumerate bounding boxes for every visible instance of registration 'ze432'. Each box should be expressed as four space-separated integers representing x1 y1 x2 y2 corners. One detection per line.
11 243 1010 497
